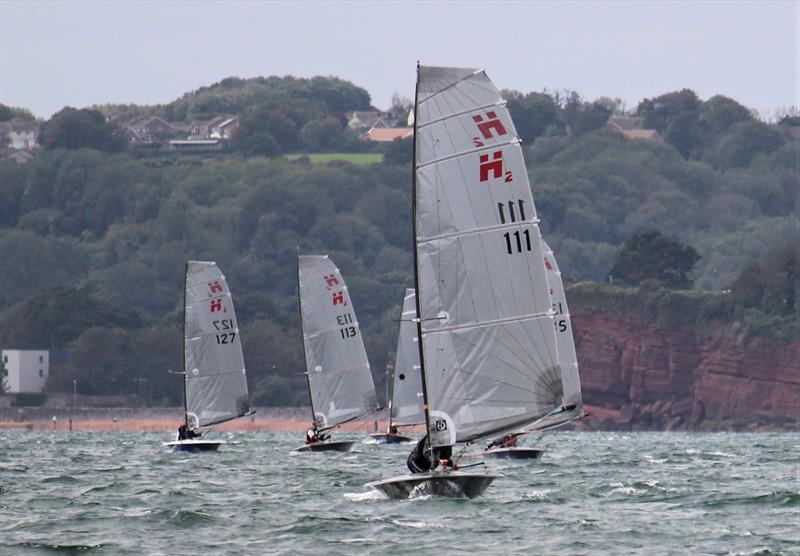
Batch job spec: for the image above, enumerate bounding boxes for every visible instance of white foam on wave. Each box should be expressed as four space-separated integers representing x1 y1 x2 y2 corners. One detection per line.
343 489 387 502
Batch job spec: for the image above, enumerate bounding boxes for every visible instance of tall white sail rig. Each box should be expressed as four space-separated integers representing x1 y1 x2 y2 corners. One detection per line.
183 260 250 429
413 65 566 449
389 289 426 428
298 255 379 432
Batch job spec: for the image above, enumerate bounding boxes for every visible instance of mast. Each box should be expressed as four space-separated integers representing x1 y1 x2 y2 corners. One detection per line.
410 62 433 445
385 362 392 432
182 260 188 427
297 251 316 427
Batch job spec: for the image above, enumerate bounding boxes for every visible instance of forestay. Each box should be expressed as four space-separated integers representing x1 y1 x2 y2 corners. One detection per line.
390 289 426 427
298 255 378 431
414 65 563 447
184 261 250 429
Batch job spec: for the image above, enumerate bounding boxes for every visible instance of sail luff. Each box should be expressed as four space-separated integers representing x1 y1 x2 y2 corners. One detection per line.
297 253 317 425
411 63 434 442
182 260 189 428
414 65 564 448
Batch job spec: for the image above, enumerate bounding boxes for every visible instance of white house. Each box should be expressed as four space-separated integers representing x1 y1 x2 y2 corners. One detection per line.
2 350 49 393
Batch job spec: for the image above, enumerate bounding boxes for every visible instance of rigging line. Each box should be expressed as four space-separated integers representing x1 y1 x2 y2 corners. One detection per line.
416 136 520 170
422 309 552 335
417 219 540 245
187 369 248 379
417 67 483 105
416 100 507 130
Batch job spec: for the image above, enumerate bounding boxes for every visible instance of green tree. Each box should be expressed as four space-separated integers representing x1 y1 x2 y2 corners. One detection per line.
707 120 785 169
38 107 126 152
610 230 700 289
637 89 702 157
503 90 565 143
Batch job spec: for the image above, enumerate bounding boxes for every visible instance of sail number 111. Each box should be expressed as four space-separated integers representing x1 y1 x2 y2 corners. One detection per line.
503 229 532 254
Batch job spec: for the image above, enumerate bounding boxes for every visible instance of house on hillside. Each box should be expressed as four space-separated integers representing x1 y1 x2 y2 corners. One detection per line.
190 116 228 139
127 116 174 143
1 118 40 150
607 116 662 142
209 117 239 139
363 127 413 142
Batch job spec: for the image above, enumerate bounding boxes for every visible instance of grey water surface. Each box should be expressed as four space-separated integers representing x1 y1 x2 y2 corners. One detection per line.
1 431 797 555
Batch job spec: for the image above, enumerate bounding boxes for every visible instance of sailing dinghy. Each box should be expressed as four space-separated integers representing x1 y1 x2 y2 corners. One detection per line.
467 239 585 460
367 64 578 498
369 289 424 444
164 261 252 453
294 255 379 452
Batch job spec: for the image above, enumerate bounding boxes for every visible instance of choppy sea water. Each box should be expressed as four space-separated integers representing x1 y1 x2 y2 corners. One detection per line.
0 431 797 555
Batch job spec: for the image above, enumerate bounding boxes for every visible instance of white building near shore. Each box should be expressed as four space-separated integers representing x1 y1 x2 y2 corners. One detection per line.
2 350 49 393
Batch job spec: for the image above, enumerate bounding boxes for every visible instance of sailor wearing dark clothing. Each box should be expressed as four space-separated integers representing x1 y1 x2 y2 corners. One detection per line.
407 434 456 473
177 424 201 441
305 427 329 444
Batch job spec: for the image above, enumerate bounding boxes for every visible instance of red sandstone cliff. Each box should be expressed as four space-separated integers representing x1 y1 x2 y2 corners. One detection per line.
573 313 800 431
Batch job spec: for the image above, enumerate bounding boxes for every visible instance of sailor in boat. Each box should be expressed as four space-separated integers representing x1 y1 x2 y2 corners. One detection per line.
407 434 457 473
305 426 330 444
176 424 201 441
487 434 519 450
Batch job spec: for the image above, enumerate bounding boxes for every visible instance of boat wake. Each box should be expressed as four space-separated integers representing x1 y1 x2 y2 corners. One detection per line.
343 489 387 502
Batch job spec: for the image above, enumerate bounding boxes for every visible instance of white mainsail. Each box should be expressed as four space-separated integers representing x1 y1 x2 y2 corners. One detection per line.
184 260 250 429
298 255 379 431
389 289 425 427
413 65 564 448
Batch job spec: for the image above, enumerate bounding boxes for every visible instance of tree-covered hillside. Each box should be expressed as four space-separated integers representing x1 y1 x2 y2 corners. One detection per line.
0 75 797 406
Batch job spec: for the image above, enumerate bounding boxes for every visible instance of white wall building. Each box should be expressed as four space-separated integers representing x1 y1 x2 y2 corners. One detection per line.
2 350 49 393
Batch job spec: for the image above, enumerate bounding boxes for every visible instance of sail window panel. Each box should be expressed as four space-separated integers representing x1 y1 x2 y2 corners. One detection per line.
417 66 478 98
423 318 563 446
417 144 538 241
185 335 244 378
542 241 583 408
415 108 516 167
186 371 250 428
417 69 501 123
417 230 553 333
390 289 426 427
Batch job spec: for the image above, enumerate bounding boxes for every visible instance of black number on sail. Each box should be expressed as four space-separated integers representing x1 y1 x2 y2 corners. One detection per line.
497 199 527 224
340 326 357 339
215 332 236 344
503 229 533 254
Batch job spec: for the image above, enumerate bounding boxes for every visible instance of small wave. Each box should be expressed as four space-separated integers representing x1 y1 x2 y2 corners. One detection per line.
343 489 387 502
147 508 215 527
12 542 103 552
389 519 446 529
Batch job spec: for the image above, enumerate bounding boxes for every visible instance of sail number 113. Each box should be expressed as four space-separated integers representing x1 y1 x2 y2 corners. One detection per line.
337 313 357 339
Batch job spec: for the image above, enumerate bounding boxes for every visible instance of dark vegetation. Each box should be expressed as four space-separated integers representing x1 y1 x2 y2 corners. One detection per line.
0 76 796 406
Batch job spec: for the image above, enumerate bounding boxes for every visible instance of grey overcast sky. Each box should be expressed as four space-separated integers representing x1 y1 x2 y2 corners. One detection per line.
1 0 797 119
